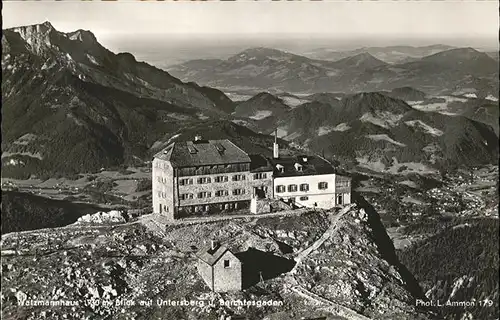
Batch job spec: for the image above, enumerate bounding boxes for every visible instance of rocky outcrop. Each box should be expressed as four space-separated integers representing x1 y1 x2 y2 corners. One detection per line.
75 210 126 224
1 199 436 319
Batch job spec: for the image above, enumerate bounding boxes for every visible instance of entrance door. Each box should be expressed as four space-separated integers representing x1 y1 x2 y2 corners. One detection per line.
337 194 343 205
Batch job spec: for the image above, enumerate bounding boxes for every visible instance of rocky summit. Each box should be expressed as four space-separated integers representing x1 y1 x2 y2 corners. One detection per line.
1 200 437 320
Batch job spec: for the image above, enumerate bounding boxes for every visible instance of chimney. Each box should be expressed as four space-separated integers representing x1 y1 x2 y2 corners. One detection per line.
211 240 217 251
273 129 279 159
194 135 202 142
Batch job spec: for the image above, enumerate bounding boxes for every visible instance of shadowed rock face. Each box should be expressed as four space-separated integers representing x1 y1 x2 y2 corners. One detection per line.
351 192 427 301
235 248 296 288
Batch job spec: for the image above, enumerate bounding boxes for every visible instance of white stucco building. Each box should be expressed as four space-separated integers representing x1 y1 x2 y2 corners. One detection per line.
268 154 351 209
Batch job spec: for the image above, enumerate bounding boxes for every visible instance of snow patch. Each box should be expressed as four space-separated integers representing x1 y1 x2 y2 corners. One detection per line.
280 96 310 107
366 134 406 147
197 113 210 120
318 123 351 136
332 123 351 131
438 111 459 116
412 95 468 112
86 54 100 66
406 100 424 106
404 120 444 136
284 131 302 141
356 156 386 172
485 94 498 102
360 111 403 129
231 119 252 127
439 96 468 103
249 110 272 120
463 93 477 99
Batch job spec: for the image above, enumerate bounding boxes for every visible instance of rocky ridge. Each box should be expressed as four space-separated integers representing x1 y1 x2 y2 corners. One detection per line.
1 198 436 319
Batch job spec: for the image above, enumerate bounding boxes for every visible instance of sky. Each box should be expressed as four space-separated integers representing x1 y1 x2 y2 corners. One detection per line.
3 1 498 43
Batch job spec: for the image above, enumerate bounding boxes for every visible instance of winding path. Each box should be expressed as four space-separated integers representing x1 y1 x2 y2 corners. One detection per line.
291 204 356 272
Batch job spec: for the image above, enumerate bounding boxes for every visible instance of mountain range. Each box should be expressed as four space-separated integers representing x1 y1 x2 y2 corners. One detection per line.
167 46 499 98
236 91 499 173
2 22 256 178
302 44 457 63
2 22 498 180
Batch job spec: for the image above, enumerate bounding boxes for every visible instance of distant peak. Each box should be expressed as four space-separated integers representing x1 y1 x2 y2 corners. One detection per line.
117 52 137 63
352 52 384 63
256 91 286 101
11 21 54 32
233 47 289 59
350 91 392 101
336 52 387 67
67 29 98 43
255 91 276 98
41 21 54 28
354 52 376 58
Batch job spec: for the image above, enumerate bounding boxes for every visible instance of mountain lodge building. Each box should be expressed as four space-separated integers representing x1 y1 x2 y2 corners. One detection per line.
152 134 351 219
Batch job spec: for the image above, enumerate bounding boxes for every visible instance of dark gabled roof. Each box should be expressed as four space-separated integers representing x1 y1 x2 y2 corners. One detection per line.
268 155 336 177
154 139 251 167
196 243 239 266
249 154 274 173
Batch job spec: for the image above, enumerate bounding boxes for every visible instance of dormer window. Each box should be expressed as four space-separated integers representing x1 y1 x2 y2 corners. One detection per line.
276 164 285 173
302 157 308 162
294 163 303 172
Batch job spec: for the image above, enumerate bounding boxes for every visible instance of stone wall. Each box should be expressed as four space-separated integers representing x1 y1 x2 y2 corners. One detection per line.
152 159 175 219
176 200 249 218
250 198 271 214
213 251 242 292
248 171 274 199
175 171 273 208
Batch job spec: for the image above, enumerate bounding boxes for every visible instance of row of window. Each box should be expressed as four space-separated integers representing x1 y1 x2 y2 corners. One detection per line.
178 174 248 186
284 193 345 204
179 188 246 200
336 181 350 188
276 182 328 193
183 201 244 213
253 173 267 180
